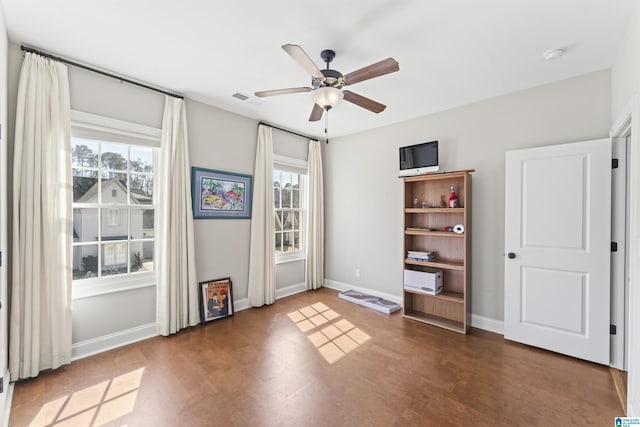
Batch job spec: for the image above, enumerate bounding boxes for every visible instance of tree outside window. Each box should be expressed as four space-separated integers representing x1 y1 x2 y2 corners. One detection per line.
72 137 155 280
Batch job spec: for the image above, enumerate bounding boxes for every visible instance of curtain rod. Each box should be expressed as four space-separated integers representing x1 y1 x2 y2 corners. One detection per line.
21 45 184 99
258 121 319 142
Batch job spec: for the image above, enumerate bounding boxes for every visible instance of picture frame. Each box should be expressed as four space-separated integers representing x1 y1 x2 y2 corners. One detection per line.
192 167 253 219
199 277 234 323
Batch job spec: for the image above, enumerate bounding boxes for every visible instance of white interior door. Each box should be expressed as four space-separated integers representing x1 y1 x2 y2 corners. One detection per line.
504 138 611 365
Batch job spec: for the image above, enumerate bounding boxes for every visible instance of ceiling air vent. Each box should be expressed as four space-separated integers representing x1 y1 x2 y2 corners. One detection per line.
232 92 250 101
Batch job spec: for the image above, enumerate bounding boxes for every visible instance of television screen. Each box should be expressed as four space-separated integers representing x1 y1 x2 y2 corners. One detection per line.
399 141 439 176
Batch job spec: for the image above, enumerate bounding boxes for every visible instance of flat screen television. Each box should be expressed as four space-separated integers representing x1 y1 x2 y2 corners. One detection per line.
399 140 439 176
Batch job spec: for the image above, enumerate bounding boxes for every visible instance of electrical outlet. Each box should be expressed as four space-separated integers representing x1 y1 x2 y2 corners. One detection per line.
355 268 360 278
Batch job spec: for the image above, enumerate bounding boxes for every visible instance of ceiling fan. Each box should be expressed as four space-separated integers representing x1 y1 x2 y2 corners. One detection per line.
255 44 399 122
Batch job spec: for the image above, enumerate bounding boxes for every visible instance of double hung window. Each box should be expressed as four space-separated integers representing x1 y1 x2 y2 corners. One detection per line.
71 111 160 296
273 155 308 263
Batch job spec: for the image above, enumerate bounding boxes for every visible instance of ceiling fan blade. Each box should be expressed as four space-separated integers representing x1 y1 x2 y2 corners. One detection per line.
344 58 399 85
282 44 324 79
309 103 324 122
254 87 312 97
342 90 386 113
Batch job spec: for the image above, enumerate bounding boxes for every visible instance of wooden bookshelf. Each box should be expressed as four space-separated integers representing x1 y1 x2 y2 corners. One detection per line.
402 170 473 334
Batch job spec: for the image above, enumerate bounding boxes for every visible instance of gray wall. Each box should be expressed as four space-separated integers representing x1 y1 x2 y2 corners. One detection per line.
187 98 256 303
187 106 309 301
323 70 611 322
6 42 306 349
7 42 162 345
272 128 308 290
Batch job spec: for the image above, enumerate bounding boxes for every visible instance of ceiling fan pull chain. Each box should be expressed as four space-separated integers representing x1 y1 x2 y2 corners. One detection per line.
324 110 329 135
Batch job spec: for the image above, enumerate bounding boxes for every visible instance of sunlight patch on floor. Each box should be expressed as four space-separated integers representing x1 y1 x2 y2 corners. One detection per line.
29 367 144 426
288 303 371 364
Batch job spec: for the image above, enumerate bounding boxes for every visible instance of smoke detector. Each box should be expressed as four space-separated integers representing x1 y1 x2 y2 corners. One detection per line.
543 47 567 60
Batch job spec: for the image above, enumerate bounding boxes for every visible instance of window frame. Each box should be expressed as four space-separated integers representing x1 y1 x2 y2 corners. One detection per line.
71 110 161 299
273 154 308 264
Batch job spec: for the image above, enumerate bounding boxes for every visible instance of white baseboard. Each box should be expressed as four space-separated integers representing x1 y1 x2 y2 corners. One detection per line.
471 314 504 335
71 322 157 361
276 282 307 300
234 282 308 312
323 279 403 305
71 283 308 360
234 298 250 312
324 279 505 335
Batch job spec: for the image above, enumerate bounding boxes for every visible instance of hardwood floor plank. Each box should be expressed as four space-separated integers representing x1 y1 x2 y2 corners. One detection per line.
9 288 623 426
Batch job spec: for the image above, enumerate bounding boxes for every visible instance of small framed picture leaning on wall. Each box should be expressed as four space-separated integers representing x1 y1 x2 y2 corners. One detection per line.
199 277 234 323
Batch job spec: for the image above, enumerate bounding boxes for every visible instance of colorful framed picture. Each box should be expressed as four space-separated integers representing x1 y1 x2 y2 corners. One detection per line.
192 167 252 219
199 277 234 323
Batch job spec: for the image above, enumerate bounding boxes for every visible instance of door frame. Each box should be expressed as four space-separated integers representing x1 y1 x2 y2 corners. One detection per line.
611 134 629 370
610 94 639 416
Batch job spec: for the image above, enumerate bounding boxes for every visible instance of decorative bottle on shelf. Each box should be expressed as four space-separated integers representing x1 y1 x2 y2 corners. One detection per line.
448 186 458 208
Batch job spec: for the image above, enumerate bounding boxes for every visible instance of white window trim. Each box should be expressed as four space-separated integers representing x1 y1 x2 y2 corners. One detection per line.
276 251 306 264
73 272 156 300
71 110 161 148
71 111 160 299
273 154 307 174
274 155 308 265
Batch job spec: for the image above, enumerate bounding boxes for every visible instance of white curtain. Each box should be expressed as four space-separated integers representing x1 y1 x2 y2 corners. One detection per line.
156 96 199 335
247 125 276 306
306 140 324 289
10 52 72 380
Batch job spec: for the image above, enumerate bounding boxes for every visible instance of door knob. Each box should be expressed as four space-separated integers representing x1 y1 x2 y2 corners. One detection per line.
507 252 516 259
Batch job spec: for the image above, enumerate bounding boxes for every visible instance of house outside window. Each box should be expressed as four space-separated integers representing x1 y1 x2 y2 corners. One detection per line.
71 110 160 297
273 155 307 263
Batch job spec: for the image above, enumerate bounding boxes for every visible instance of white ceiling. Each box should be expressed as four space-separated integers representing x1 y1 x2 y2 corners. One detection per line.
1 0 633 139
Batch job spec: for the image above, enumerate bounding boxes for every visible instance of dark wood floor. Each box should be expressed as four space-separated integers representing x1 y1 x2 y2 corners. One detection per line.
9 288 622 426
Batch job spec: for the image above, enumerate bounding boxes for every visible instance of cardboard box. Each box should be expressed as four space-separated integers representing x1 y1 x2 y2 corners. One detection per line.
404 268 443 295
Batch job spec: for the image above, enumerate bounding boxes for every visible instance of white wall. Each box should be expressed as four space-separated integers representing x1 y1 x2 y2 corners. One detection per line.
323 70 611 324
610 1 640 416
0 1 9 421
611 2 640 123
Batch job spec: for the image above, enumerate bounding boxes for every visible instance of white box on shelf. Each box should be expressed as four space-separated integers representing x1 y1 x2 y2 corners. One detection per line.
403 268 443 295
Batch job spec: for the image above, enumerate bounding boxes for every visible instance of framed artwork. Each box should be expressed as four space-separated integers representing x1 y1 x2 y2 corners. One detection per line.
199 277 234 323
192 167 253 219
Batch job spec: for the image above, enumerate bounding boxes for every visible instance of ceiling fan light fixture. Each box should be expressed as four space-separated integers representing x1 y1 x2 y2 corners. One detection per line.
314 86 343 110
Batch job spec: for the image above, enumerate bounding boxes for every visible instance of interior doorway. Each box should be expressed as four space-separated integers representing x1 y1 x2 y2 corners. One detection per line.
611 134 630 371
610 96 638 416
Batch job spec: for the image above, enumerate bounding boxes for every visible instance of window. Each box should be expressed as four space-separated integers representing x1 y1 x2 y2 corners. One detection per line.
273 155 307 263
72 137 155 282
70 111 161 298
107 208 120 226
